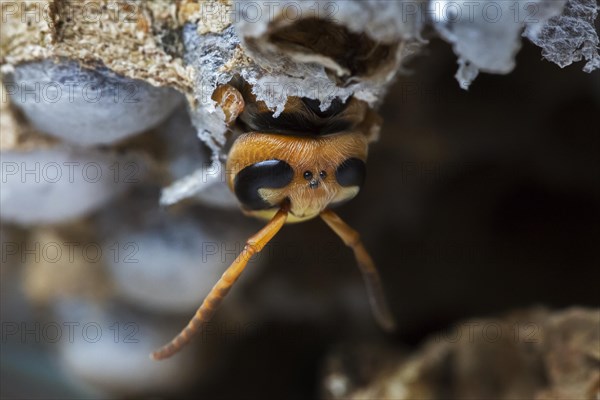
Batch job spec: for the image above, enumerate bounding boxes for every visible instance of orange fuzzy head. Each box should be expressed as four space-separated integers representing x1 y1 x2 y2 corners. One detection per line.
226 131 368 222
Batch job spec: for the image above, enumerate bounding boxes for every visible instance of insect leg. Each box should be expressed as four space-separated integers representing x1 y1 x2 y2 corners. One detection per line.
320 209 396 332
151 206 289 360
212 84 245 125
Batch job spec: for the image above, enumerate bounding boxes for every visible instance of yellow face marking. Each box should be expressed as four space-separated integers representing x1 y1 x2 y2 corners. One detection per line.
257 182 360 220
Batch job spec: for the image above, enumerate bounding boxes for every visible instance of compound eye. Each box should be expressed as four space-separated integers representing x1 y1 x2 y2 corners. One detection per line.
335 158 366 188
234 159 294 210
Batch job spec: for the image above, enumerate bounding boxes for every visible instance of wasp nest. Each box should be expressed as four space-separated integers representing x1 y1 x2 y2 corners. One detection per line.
2 0 597 210
321 308 600 400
